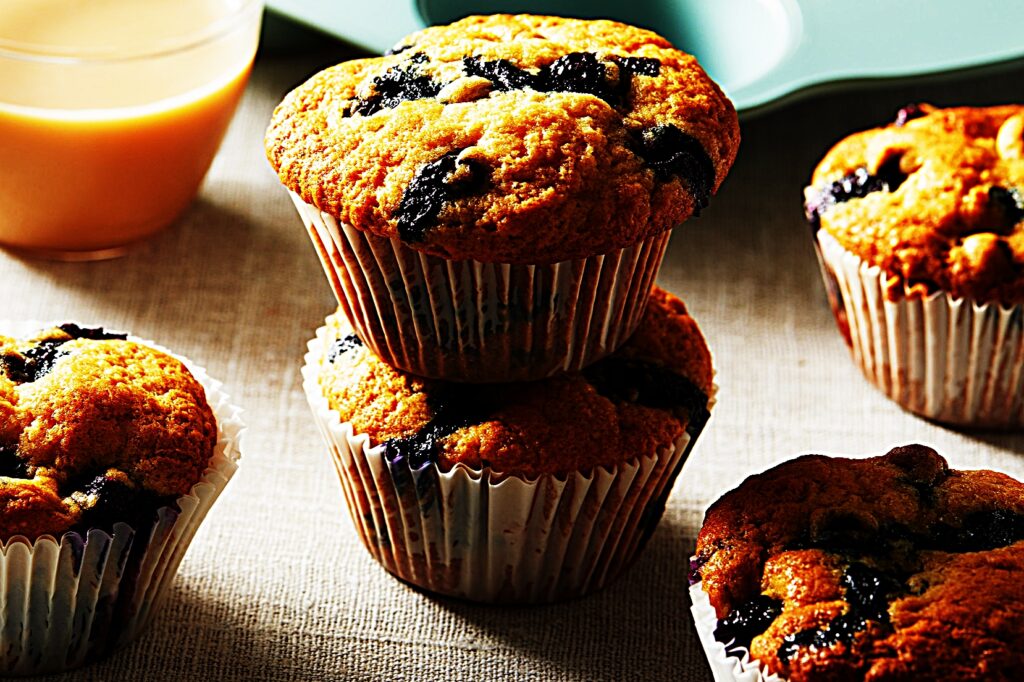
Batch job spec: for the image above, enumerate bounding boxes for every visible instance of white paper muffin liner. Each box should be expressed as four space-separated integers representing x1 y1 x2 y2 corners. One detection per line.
0 322 244 675
291 191 671 382
689 579 787 682
302 320 713 603
814 230 1024 428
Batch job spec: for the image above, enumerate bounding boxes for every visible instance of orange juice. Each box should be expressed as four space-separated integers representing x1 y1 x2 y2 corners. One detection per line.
0 0 262 258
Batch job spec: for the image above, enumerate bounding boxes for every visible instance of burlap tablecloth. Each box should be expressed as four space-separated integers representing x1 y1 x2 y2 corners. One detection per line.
2 18 1023 681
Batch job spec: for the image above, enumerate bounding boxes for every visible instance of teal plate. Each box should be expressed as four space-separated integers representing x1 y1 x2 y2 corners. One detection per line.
267 0 1024 113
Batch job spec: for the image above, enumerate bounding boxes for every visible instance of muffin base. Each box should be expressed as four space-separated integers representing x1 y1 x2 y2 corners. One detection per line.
292 192 670 383
689 579 786 682
0 324 244 675
814 231 1024 428
303 322 713 603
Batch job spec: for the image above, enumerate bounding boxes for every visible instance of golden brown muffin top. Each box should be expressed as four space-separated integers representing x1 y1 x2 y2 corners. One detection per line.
318 287 713 477
805 104 1024 304
266 14 739 264
0 324 217 540
694 445 1024 681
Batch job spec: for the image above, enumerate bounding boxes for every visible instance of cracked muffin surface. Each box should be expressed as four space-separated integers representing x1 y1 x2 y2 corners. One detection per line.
694 445 1024 681
0 324 217 539
318 287 713 477
805 104 1024 304
265 14 739 264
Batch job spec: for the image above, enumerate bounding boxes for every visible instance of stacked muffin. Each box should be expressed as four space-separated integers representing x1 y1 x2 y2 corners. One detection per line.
266 14 739 602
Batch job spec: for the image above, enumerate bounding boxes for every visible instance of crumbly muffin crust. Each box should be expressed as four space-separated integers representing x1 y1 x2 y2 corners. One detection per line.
805 104 1024 304
266 14 739 264
694 445 1024 681
0 324 218 539
319 287 713 477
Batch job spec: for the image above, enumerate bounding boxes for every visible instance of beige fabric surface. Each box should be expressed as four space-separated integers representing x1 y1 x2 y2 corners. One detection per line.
2 24 1023 682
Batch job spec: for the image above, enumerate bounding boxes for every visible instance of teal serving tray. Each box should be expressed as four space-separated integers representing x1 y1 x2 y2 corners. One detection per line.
268 0 1024 112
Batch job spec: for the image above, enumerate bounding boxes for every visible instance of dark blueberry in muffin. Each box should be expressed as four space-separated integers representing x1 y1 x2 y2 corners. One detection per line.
778 611 870 663
71 473 170 531
894 104 927 127
383 414 475 470
0 324 126 384
74 474 144 529
2 339 67 383
805 157 907 226
842 563 898 618
776 563 898 663
383 389 495 469
616 56 661 77
987 186 1024 232
385 421 455 470
327 334 364 363
350 53 442 117
633 124 715 210
714 595 783 653
463 52 658 108
463 56 536 91
395 149 489 242
539 52 615 103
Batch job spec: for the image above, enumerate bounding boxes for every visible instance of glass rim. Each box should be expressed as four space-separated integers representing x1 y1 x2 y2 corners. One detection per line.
0 0 263 64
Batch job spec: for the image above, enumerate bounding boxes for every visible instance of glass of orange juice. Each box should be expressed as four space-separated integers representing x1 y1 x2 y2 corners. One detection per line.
0 0 262 260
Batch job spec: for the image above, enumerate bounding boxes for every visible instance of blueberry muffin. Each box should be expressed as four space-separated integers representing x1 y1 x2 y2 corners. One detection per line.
693 444 1024 680
304 286 715 602
269 14 739 381
0 323 217 538
0 322 240 674
804 104 1024 426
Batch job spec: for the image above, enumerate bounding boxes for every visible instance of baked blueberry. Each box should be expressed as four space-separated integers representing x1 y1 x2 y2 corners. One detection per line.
539 52 615 103
633 124 715 210
616 56 661 77
714 595 783 653
0 324 127 384
395 149 488 242
462 56 535 91
805 158 907 227
349 53 441 117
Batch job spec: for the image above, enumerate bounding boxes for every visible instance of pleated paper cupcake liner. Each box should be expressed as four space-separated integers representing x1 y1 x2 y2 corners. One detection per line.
291 191 670 383
814 231 1024 428
689 579 787 682
0 322 244 675
303 321 713 603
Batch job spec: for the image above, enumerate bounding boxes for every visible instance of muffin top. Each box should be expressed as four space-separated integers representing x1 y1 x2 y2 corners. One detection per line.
266 14 739 264
318 287 713 477
805 104 1024 305
694 444 1024 681
0 324 218 540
